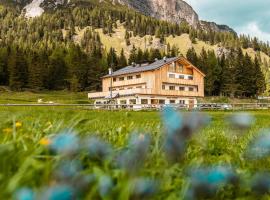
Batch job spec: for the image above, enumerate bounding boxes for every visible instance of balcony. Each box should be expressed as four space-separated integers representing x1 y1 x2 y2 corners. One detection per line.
88 88 154 99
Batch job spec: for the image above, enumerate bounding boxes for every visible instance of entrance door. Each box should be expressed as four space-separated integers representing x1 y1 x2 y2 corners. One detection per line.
189 100 195 109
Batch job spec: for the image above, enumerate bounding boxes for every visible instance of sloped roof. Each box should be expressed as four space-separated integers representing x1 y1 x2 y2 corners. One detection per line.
103 57 179 78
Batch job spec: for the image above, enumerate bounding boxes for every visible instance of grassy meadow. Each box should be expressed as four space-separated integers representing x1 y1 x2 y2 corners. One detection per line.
1 102 270 199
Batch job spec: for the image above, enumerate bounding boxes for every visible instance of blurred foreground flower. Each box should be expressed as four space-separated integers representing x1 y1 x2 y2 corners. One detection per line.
49 131 79 156
228 112 254 130
117 133 151 172
15 122 22 128
246 129 270 159
98 175 114 198
186 166 238 199
15 188 34 200
129 178 158 199
41 185 75 200
162 107 210 163
251 172 270 195
84 136 112 162
39 138 51 146
3 128 12 134
54 159 82 182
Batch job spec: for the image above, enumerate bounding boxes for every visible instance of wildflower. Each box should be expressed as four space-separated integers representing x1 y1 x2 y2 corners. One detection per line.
246 129 270 159
54 159 82 182
41 185 75 200
162 107 210 163
39 138 51 146
3 128 12 134
49 131 79 156
130 178 158 199
84 136 112 162
186 166 238 199
251 173 270 195
117 133 151 172
228 112 254 129
71 174 96 195
98 175 113 198
15 188 34 200
15 122 23 128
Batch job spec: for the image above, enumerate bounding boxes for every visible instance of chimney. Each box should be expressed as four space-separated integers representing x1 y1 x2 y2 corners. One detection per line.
163 56 167 62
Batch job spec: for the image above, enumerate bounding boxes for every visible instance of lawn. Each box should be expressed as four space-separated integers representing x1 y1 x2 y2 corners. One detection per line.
1 107 270 199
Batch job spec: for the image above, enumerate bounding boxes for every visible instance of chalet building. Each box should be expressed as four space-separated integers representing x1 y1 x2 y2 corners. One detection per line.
88 56 205 108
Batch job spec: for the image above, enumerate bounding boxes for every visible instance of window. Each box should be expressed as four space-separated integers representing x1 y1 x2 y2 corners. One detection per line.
127 76 133 80
119 77 124 81
127 87 133 90
189 87 194 91
169 62 176 72
129 99 136 104
188 76 193 80
113 78 116 82
178 65 184 72
159 100 165 104
119 88 125 90
120 100 127 104
179 100 185 104
179 87 185 91
136 86 142 89
141 99 148 104
136 74 141 79
178 75 184 79
162 85 166 90
112 88 116 91
169 74 175 78
170 100 176 104
169 86 175 90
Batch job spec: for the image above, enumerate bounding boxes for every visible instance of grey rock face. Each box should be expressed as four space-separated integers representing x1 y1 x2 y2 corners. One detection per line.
117 0 200 28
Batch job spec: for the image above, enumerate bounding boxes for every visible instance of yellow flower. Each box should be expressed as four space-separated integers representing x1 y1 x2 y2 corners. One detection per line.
39 138 51 146
3 128 12 134
15 122 22 128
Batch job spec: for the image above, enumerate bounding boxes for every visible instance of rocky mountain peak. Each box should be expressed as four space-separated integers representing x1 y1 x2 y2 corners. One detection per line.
116 0 200 28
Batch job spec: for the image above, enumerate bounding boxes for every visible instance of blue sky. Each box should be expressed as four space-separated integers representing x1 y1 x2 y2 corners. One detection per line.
184 0 270 43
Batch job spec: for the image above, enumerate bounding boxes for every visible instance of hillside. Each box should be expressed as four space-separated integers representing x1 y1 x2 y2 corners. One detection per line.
73 22 270 94
0 0 269 96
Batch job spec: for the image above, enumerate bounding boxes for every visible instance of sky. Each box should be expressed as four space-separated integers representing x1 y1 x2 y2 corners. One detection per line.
184 0 270 43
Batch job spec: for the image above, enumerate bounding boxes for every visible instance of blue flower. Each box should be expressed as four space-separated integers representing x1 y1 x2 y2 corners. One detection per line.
117 133 151 172
15 188 34 200
228 113 254 129
246 129 270 159
98 175 113 198
85 136 112 161
130 178 158 198
50 131 79 156
162 107 183 136
251 173 270 195
54 159 82 181
187 166 238 199
42 185 75 200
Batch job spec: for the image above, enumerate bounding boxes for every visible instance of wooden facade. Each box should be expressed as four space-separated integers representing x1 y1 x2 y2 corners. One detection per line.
88 57 205 107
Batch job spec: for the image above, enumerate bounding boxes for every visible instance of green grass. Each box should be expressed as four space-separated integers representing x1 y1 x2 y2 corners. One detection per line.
0 91 90 104
1 107 270 199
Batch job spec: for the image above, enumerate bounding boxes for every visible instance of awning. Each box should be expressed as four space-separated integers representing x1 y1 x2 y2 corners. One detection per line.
105 93 119 99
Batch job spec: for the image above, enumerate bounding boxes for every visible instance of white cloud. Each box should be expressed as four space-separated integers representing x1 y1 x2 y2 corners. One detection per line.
236 22 270 43
183 0 270 43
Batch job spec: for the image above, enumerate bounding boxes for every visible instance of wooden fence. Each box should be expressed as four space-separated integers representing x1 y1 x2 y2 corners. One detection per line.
0 103 270 111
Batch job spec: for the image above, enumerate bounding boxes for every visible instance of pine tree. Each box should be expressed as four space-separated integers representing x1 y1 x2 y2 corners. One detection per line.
186 47 198 66
8 48 28 91
118 49 127 68
254 56 266 95
128 45 137 65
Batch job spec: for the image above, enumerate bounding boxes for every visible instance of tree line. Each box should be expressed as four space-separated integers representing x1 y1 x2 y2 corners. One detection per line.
186 47 266 97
